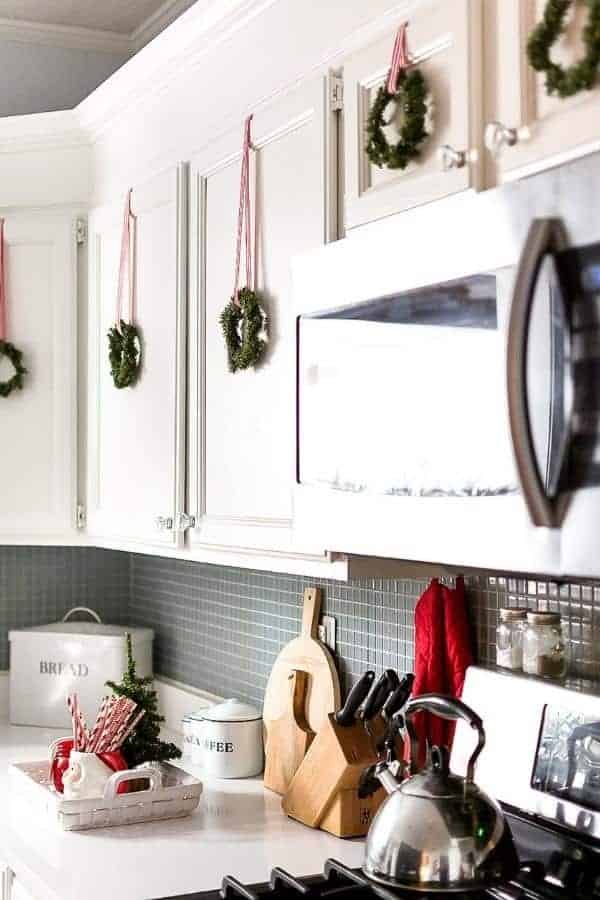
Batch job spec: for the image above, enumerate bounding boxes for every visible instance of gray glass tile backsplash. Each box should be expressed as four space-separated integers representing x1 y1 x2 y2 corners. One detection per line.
1 547 599 704
0 547 130 669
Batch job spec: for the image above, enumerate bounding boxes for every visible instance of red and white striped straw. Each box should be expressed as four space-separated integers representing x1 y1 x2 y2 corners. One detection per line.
386 22 410 94
100 697 132 752
88 695 110 752
109 707 145 752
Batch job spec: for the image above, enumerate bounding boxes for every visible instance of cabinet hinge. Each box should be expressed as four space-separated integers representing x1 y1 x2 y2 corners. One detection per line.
329 75 344 112
76 504 86 530
75 218 87 245
177 513 196 531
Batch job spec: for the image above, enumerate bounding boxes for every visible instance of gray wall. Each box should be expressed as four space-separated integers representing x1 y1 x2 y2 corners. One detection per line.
0 547 129 669
0 40 130 117
1 547 598 707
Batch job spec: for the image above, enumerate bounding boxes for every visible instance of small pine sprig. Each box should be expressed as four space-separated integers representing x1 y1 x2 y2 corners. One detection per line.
106 633 181 768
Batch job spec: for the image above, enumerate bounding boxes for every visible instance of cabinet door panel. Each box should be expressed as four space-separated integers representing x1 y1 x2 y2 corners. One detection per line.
344 0 482 229
492 0 600 180
189 79 333 553
0 212 77 540
87 166 187 548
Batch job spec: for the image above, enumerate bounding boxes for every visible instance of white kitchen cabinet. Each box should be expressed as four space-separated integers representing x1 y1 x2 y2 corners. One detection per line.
0 209 80 543
488 0 600 181
86 164 188 550
343 0 483 230
187 77 338 556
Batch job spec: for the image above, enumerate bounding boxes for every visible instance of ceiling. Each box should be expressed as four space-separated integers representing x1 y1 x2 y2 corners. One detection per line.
0 0 195 38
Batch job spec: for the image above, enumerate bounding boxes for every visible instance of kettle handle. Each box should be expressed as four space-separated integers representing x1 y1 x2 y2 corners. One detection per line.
404 694 485 785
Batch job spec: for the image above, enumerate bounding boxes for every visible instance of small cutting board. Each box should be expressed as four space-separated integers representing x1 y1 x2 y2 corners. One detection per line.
263 669 315 795
263 587 341 738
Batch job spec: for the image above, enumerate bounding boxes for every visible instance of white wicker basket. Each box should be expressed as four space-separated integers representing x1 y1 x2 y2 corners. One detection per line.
9 760 202 831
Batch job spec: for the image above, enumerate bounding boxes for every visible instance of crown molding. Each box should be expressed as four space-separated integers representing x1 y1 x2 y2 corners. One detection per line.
131 0 196 51
76 0 280 139
0 16 133 54
0 109 88 152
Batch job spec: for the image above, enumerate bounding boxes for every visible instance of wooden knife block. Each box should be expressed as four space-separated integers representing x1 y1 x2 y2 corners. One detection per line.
281 712 388 838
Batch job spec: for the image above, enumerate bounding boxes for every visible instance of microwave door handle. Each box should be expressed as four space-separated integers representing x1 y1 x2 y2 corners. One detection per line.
508 218 569 528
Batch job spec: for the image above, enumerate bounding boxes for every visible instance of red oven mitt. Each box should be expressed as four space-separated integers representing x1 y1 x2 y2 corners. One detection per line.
411 576 473 764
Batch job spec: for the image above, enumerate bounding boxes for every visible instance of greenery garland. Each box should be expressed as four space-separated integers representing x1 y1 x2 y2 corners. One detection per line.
0 339 27 398
527 0 600 98
365 68 429 170
220 287 268 373
107 321 142 389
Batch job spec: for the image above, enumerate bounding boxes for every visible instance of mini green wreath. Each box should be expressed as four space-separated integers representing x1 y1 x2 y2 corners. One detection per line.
527 0 600 98
220 287 268 373
0 339 27 398
107 321 142 389
365 68 429 170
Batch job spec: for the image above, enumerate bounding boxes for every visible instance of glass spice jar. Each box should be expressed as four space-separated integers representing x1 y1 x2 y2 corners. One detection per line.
522 611 567 679
496 608 527 670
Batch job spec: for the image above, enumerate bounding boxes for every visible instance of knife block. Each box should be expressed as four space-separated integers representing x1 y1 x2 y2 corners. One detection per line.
281 712 389 838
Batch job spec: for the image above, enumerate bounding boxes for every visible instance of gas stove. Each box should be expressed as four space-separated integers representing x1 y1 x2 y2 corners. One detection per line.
162 805 600 900
159 668 600 900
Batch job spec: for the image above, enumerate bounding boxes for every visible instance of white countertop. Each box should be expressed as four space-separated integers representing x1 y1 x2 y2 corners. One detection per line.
0 721 365 900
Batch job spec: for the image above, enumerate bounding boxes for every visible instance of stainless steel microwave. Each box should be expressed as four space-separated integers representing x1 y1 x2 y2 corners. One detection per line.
293 151 600 576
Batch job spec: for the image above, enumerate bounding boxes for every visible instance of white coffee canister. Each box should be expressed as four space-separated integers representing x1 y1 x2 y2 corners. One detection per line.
201 699 263 778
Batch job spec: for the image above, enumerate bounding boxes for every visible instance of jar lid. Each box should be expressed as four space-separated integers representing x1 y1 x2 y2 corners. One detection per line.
499 607 528 621
526 611 561 625
203 698 262 723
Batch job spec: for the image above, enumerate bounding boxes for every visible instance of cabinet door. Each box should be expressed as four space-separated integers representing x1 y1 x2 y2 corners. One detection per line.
188 78 336 555
0 210 78 541
86 165 187 549
490 0 600 181
344 0 483 230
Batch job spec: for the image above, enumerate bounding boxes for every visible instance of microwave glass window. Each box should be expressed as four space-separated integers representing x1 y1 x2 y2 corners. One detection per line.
532 705 600 814
298 271 520 498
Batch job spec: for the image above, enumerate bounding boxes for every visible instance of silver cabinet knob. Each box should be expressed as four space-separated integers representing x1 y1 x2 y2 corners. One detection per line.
439 144 467 171
156 516 174 531
485 121 519 157
177 513 196 531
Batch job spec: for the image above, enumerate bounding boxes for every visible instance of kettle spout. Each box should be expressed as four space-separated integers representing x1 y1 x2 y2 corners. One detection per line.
376 762 402 795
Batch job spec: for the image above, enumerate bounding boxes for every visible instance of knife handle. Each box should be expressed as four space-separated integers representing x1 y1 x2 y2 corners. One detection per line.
335 670 375 727
382 673 415 721
361 669 398 722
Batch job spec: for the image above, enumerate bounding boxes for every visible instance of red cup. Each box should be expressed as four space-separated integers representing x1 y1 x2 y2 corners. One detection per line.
50 738 130 794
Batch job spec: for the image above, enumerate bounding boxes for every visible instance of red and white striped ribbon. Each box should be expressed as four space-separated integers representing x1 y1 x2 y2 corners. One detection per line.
232 115 254 305
115 189 136 328
0 219 6 341
386 22 410 94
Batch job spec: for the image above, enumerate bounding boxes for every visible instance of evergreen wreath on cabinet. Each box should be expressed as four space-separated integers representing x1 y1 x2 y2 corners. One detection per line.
220 115 268 373
365 22 431 170
108 189 142 389
527 0 600 98
0 220 27 399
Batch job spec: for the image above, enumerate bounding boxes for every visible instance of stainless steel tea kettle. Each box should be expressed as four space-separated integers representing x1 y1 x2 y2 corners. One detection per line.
363 694 518 893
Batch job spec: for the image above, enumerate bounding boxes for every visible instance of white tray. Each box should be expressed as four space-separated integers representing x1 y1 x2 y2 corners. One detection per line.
9 760 202 831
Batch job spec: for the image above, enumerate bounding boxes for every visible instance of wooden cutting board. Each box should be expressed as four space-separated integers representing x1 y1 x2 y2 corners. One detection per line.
263 587 341 737
263 669 315 794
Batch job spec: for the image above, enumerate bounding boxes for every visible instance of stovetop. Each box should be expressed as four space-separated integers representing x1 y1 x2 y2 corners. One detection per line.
160 810 600 900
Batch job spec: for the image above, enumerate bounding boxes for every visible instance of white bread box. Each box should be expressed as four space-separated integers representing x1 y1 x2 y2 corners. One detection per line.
9 608 154 728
